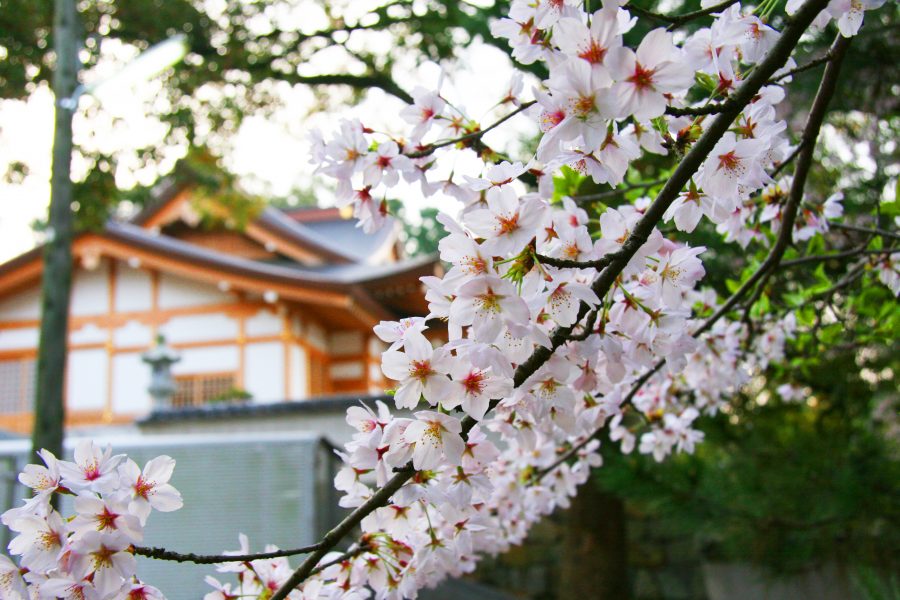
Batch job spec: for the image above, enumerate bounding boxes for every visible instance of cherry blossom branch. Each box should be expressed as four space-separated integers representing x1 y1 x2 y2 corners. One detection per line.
540 28 849 480
132 543 322 565
584 0 832 310
271 467 414 599
625 0 741 30
307 541 371 578
737 33 852 322
405 101 536 159
272 3 829 596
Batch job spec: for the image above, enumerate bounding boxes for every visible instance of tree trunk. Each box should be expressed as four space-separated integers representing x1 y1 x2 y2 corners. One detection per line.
559 481 630 600
32 0 79 461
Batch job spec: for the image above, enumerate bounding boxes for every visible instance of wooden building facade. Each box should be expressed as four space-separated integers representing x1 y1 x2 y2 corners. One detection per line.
0 183 436 434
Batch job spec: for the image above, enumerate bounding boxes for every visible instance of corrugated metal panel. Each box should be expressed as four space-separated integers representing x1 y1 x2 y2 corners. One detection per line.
0 433 335 600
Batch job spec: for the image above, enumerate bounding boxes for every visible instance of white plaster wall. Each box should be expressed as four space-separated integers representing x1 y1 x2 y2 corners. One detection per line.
245 342 283 403
368 363 383 392
113 321 154 348
115 265 153 312
0 327 38 350
330 360 364 381
67 348 107 411
245 309 282 337
70 323 107 345
158 273 231 309
291 314 303 337
71 263 110 316
172 345 239 375
112 352 152 415
290 344 308 400
368 335 387 357
305 321 327 352
0 288 40 320
330 330 363 356
160 313 238 344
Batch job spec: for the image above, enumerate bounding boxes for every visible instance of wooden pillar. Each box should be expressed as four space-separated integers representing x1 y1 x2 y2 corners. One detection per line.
281 308 291 400
103 259 116 422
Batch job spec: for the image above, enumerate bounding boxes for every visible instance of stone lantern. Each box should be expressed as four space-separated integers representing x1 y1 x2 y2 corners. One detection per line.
142 335 181 411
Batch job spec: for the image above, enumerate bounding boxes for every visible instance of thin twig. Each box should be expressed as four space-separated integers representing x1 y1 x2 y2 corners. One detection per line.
572 178 667 203
567 308 600 341
306 542 371 578
771 141 805 177
625 0 740 30
769 51 834 84
132 543 321 564
831 222 900 242
808 262 867 300
405 101 536 159
778 247 894 268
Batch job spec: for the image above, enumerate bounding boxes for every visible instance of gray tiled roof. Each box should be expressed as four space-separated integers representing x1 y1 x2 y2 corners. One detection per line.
106 222 432 286
139 393 390 424
301 217 396 263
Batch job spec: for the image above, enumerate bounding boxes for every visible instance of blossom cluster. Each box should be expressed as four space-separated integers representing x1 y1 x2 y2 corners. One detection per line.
1 441 182 599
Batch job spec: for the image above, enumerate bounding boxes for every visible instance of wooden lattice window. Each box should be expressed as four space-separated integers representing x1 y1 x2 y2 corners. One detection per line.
308 354 331 396
0 358 35 415
172 372 237 408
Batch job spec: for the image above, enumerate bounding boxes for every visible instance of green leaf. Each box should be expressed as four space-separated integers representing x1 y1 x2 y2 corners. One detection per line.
552 165 586 202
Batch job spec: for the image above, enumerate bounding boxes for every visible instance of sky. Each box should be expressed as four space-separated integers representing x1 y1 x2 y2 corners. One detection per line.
0 27 536 263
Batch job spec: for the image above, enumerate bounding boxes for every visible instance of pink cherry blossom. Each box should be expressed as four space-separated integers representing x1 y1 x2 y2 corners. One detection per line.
381 330 454 409
402 411 466 471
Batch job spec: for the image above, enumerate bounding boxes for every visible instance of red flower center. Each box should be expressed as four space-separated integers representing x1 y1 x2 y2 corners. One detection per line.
578 40 607 65
497 213 520 235
462 370 487 396
717 150 741 172
628 63 656 91
409 360 434 381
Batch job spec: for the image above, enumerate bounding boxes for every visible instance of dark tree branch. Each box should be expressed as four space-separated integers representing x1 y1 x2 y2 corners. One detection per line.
534 253 615 270
286 72 414 105
666 102 728 117
567 308 600 341
246 61 415 104
271 467 414 599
